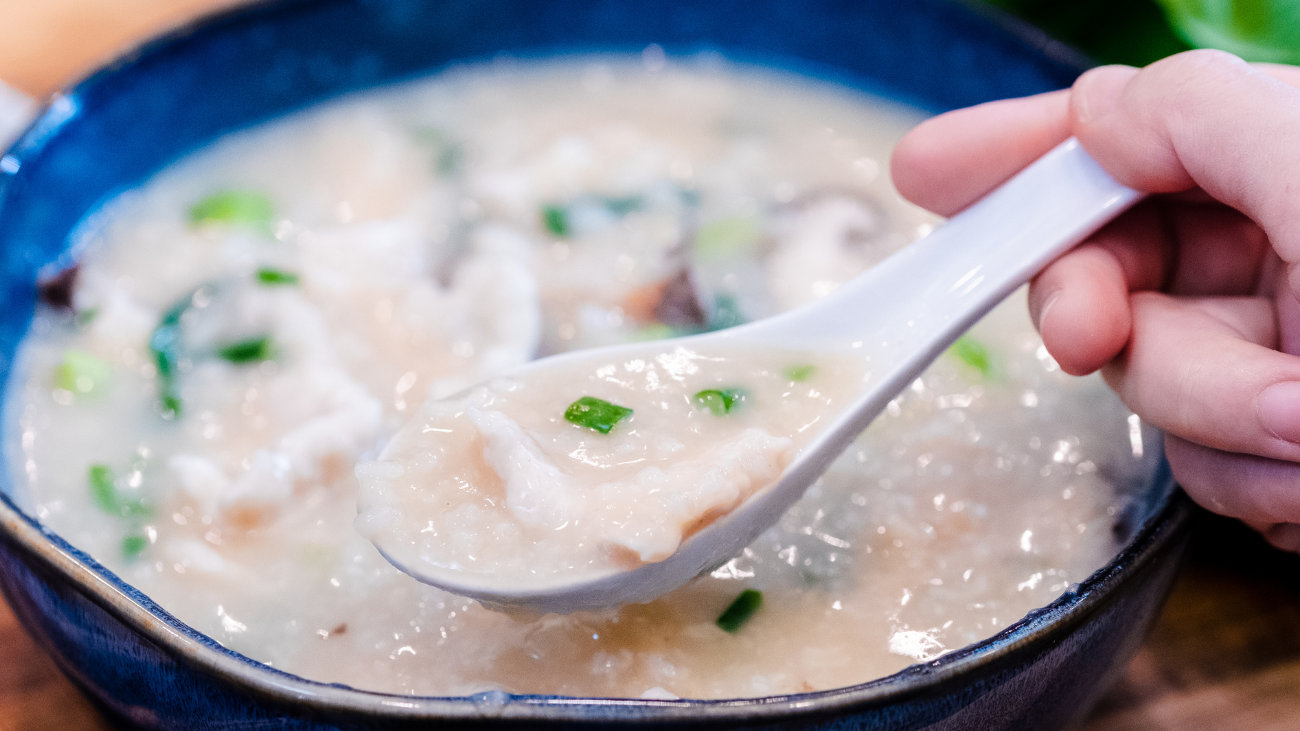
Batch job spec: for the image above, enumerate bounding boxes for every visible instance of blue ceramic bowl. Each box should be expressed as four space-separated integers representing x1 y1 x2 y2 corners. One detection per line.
0 1 1191 728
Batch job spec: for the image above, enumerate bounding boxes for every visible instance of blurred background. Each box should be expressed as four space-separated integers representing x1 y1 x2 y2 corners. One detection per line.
1 0 1298 96
984 0 1299 67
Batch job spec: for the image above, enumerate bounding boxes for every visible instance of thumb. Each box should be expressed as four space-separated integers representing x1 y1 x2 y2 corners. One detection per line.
1070 51 1300 298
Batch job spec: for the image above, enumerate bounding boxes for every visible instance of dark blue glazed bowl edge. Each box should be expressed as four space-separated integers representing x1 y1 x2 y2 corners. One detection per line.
0 473 1193 725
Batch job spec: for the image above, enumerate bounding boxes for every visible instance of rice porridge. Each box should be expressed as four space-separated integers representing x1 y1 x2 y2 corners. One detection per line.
5 58 1157 699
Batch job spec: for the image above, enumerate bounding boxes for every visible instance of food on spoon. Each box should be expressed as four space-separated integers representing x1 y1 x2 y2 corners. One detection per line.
355 346 861 588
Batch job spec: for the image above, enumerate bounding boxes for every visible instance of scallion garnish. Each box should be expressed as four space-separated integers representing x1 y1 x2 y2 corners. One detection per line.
88 464 150 519
122 534 149 559
217 336 274 364
53 350 110 396
255 267 299 286
708 293 746 331
716 589 763 633
89 465 118 513
696 216 761 260
542 205 570 237
74 308 99 328
783 364 816 382
602 195 642 216
694 388 746 416
149 295 191 419
189 190 275 236
564 396 633 434
949 335 993 378
412 127 463 175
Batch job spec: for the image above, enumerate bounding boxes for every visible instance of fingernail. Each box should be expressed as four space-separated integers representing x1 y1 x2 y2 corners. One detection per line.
1258 382 1300 444
1071 65 1138 126
1032 290 1060 334
1073 70 1101 125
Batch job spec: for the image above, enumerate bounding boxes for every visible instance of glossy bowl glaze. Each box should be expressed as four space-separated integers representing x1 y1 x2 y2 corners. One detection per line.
0 0 1192 728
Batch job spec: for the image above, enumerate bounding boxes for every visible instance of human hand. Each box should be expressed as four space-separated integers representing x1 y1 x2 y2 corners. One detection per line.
890 50 1300 550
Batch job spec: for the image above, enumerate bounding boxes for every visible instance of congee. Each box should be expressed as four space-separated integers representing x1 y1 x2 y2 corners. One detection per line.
5 57 1156 699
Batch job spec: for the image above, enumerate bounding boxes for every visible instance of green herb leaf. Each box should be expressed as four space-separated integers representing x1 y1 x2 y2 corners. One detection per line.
949 335 993 378
602 195 642 216
255 267 299 286
218 336 274 364
696 216 761 260
88 464 151 519
53 350 110 396
564 396 633 434
708 293 746 331
149 293 192 419
634 323 678 342
716 589 763 633
189 190 275 235
542 205 570 237
89 465 118 513
122 534 149 559
783 364 816 382
694 388 746 416
74 308 99 328
412 127 463 175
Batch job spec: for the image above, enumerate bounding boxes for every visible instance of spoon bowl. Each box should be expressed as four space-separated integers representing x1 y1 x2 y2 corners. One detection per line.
371 138 1143 613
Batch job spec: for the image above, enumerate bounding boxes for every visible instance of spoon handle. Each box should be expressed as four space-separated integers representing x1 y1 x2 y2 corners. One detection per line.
0 79 36 152
678 139 1145 599
731 137 1143 360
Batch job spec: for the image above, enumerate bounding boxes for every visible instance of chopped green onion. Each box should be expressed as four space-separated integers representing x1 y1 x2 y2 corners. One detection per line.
708 293 746 331
89 465 118 513
122 534 149 559
412 127 463 175
217 336 274 364
88 464 151 519
53 350 110 395
949 335 993 378
189 190 275 235
149 293 191 419
602 195 642 216
255 267 299 286
634 323 677 342
564 396 633 434
784 364 816 382
696 216 761 260
542 205 570 237
694 388 746 416
716 589 763 633
437 145 463 175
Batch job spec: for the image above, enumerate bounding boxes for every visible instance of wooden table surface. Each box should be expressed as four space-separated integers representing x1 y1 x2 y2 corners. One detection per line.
4 2 1300 729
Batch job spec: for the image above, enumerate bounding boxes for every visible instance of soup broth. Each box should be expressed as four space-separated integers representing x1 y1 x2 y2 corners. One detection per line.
5 58 1157 699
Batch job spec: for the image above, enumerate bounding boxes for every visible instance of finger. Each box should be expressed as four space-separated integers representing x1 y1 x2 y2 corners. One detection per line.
1162 202 1271 296
1257 63 1300 89
1100 292 1300 462
1029 202 1173 375
1070 51 1300 289
1165 433 1300 529
1257 523 1300 553
891 90 1069 216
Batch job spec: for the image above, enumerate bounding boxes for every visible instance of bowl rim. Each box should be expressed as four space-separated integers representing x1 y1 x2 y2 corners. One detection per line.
0 0 1193 724
0 481 1192 723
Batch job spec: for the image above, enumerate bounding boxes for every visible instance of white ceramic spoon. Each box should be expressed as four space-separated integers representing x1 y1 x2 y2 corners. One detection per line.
0 80 36 152
374 137 1145 613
